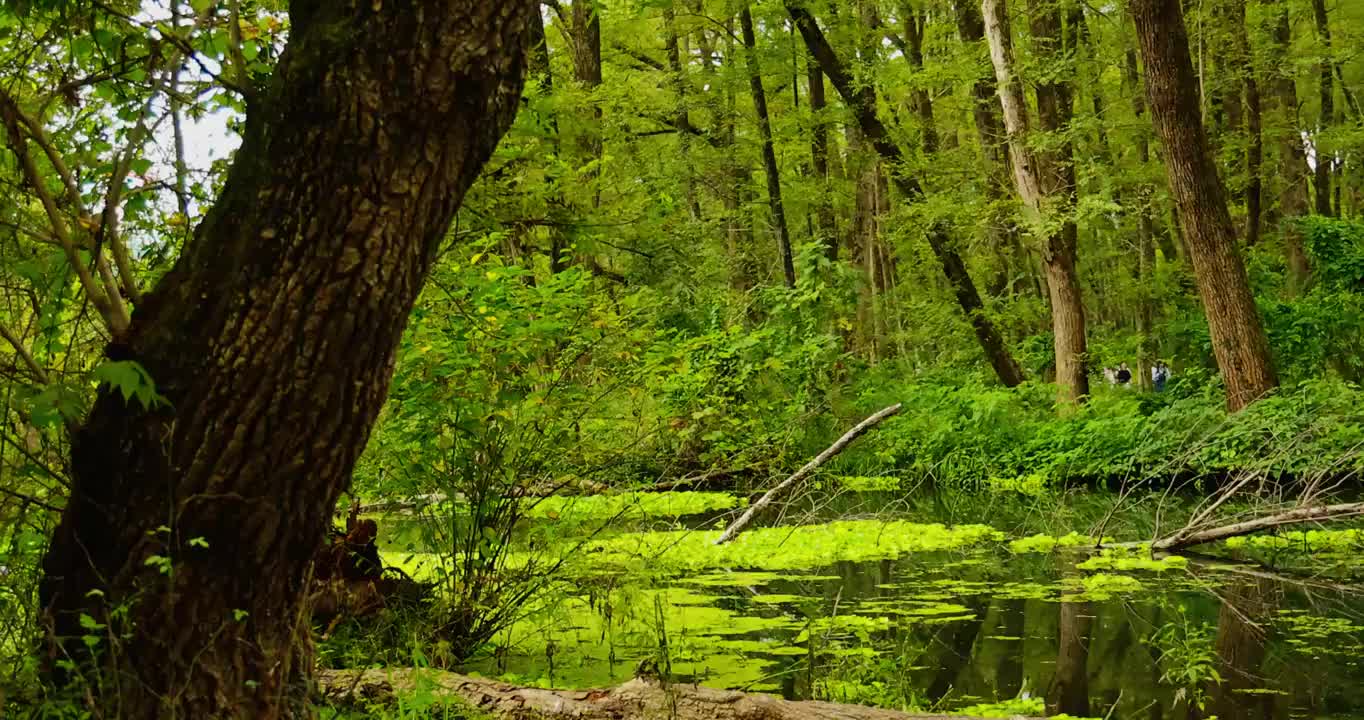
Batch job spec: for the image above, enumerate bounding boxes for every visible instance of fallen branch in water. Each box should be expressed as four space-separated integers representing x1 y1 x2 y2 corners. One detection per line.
714 403 902 545
317 668 1037 720
1150 501 1364 552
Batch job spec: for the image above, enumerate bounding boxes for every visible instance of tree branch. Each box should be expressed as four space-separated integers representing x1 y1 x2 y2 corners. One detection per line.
0 320 48 384
0 90 128 335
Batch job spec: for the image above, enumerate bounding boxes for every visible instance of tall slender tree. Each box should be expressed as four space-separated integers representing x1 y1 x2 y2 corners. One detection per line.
1131 0 1278 411
983 0 1090 406
1262 0 1312 290
741 5 797 288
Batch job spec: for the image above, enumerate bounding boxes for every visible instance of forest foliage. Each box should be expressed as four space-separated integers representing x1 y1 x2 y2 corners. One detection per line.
1 0 1364 717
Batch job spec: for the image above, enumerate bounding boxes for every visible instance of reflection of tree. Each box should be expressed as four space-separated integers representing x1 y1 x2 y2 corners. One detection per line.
1047 599 1093 716
927 598 987 701
1207 580 1280 720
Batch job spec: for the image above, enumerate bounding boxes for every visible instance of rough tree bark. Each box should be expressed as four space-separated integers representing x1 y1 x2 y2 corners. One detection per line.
788 2 1026 388
38 3 535 718
741 5 797 289
1131 0 1278 411
982 0 1089 406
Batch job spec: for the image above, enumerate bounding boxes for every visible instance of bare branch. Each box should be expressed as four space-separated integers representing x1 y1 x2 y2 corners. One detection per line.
715 404 903 545
0 319 48 384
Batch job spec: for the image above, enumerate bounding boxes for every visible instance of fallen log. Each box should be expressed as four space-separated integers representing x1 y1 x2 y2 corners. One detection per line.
715 403 902 545
316 668 1037 720
1150 501 1364 552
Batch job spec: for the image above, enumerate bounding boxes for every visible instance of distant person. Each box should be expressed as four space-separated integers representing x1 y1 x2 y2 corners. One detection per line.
1153 360 1171 392
1116 362 1132 385
1103 366 1117 386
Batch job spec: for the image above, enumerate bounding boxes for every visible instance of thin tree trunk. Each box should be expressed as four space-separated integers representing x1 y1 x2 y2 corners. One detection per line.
902 3 939 155
789 2 1026 387
39 4 535 717
1126 49 1159 393
740 5 797 289
665 4 702 221
1232 0 1264 247
1264 0 1312 290
982 0 1089 406
808 61 838 260
1311 0 1335 217
572 0 604 210
1131 0 1279 411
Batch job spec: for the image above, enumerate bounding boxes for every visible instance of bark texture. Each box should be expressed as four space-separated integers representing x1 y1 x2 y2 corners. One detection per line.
1131 0 1278 411
788 2 1025 388
318 670 1040 720
39 3 535 718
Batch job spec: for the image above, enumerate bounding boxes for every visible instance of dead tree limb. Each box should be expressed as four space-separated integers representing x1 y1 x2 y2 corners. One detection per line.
317 668 1036 720
1151 502 1364 552
714 404 902 545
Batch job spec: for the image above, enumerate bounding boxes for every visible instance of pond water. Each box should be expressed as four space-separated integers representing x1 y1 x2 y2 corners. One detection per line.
375 488 1364 719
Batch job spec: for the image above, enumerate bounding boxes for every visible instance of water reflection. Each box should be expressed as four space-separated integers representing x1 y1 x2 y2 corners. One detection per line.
464 547 1364 718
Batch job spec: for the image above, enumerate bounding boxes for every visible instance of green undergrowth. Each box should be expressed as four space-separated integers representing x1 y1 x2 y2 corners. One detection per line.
849 377 1364 489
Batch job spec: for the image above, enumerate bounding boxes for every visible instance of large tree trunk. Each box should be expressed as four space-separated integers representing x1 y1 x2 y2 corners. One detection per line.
1131 0 1278 411
39 4 535 718
788 2 1026 388
982 0 1089 406
740 5 797 289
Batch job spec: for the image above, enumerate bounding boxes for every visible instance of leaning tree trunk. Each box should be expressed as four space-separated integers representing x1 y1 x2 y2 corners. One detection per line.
788 2 1026 388
1131 0 1278 411
982 0 1089 406
39 4 534 718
